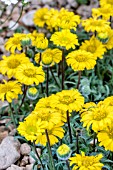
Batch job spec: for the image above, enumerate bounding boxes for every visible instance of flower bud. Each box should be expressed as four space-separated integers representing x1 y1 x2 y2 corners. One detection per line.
56 144 72 160
27 87 39 100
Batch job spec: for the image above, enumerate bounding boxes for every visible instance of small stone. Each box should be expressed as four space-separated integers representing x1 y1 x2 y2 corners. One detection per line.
0 136 20 170
57 0 66 6
8 21 19 30
29 148 41 164
9 129 17 136
0 131 9 143
20 156 29 166
25 164 33 170
67 0 78 8
21 10 35 26
20 143 31 155
6 164 25 170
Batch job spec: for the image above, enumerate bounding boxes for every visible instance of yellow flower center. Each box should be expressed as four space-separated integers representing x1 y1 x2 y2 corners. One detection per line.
42 55 53 65
12 39 20 45
28 87 38 95
0 84 11 93
26 125 37 134
82 157 94 167
87 46 96 53
24 68 36 77
7 59 20 69
38 112 51 121
57 144 70 155
76 55 88 62
93 110 107 120
60 95 74 104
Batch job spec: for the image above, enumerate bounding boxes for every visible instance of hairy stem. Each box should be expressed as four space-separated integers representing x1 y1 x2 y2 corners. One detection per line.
46 67 49 97
77 71 81 89
66 160 71 170
33 141 44 170
9 103 16 128
45 129 55 170
62 49 65 90
67 111 72 143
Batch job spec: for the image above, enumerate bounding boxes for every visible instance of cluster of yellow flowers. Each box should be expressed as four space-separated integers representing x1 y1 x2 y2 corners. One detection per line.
80 96 113 152
18 88 84 146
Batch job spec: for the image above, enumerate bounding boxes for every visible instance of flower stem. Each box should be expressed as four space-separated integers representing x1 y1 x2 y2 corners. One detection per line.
33 141 44 170
50 67 60 87
66 160 71 170
46 67 49 97
19 85 28 108
76 130 79 154
45 129 55 170
62 49 65 90
93 132 96 152
9 103 16 128
77 71 81 89
67 111 72 143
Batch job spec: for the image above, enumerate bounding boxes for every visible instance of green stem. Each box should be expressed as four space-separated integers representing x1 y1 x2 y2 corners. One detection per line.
76 130 79 154
9 103 16 128
33 141 44 170
19 85 28 109
45 129 55 170
46 68 49 97
77 71 81 89
66 160 71 170
50 67 60 87
61 49 65 90
67 111 72 143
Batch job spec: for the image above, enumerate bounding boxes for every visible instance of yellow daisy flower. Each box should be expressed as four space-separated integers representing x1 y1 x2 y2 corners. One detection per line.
50 89 84 112
100 0 113 8
81 101 113 132
34 96 67 123
50 29 79 50
57 8 80 30
35 48 62 66
57 144 72 160
0 53 30 78
92 4 113 20
103 96 113 106
35 123 65 146
26 108 63 127
5 33 34 53
69 152 104 170
100 28 113 50
82 17 110 33
80 36 106 59
33 8 49 27
44 8 59 31
97 120 113 151
17 118 48 142
0 80 22 103
32 33 48 50
15 63 45 85
66 49 96 71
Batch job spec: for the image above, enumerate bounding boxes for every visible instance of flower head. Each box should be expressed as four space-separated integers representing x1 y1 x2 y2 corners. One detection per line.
69 152 104 170
97 120 113 151
50 89 84 112
0 53 30 78
32 33 48 50
66 49 96 71
80 36 106 59
17 117 47 142
81 101 113 132
35 123 65 146
33 8 49 27
57 144 72 160
15 63 45 85
92 5 113 20
82 17 110 33
35 48 62 67
50 29 79 50
0 80 22 103
27 87 39 100
57 8 80 30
